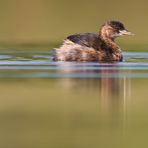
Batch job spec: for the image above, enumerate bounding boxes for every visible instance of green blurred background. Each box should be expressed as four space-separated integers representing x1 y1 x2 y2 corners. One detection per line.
0 0 147 49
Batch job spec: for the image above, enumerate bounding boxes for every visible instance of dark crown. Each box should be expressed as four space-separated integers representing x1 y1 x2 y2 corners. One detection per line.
107 20 125 31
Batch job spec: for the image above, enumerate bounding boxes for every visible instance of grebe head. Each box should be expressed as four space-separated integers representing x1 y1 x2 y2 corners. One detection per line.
100 20 134 40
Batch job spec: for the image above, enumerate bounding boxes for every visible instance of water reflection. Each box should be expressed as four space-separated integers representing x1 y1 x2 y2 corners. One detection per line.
53 63 133 135
56 63 131 115
100 66 122 114
100 67 131 120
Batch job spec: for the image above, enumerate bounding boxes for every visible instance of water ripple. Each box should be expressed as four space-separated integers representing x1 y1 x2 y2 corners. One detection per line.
0 51 147 78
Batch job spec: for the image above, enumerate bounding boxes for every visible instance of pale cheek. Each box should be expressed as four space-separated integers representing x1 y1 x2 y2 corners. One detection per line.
106 30 115 38
105 30 111 37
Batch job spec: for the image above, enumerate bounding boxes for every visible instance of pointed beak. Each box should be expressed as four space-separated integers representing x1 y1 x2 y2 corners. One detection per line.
119 30 134 36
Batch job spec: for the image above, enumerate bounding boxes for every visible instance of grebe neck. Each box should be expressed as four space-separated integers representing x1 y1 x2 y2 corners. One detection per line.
99 26 121 53
100 35 121 53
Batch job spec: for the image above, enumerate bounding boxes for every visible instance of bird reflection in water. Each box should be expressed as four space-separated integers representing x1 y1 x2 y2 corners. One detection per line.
56 63 131 114
99 65 131 115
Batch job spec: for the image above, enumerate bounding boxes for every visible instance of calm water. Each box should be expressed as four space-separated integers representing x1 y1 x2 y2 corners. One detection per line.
0 50 148 148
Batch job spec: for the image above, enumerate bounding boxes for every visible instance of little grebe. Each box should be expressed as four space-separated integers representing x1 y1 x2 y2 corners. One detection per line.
53 20 133 62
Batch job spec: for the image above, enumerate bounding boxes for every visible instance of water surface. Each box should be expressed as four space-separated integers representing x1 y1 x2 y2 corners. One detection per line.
0 50 148 148
0 51 148 78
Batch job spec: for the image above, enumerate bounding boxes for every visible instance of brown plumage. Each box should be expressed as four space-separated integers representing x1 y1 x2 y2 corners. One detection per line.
53 20 133 62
